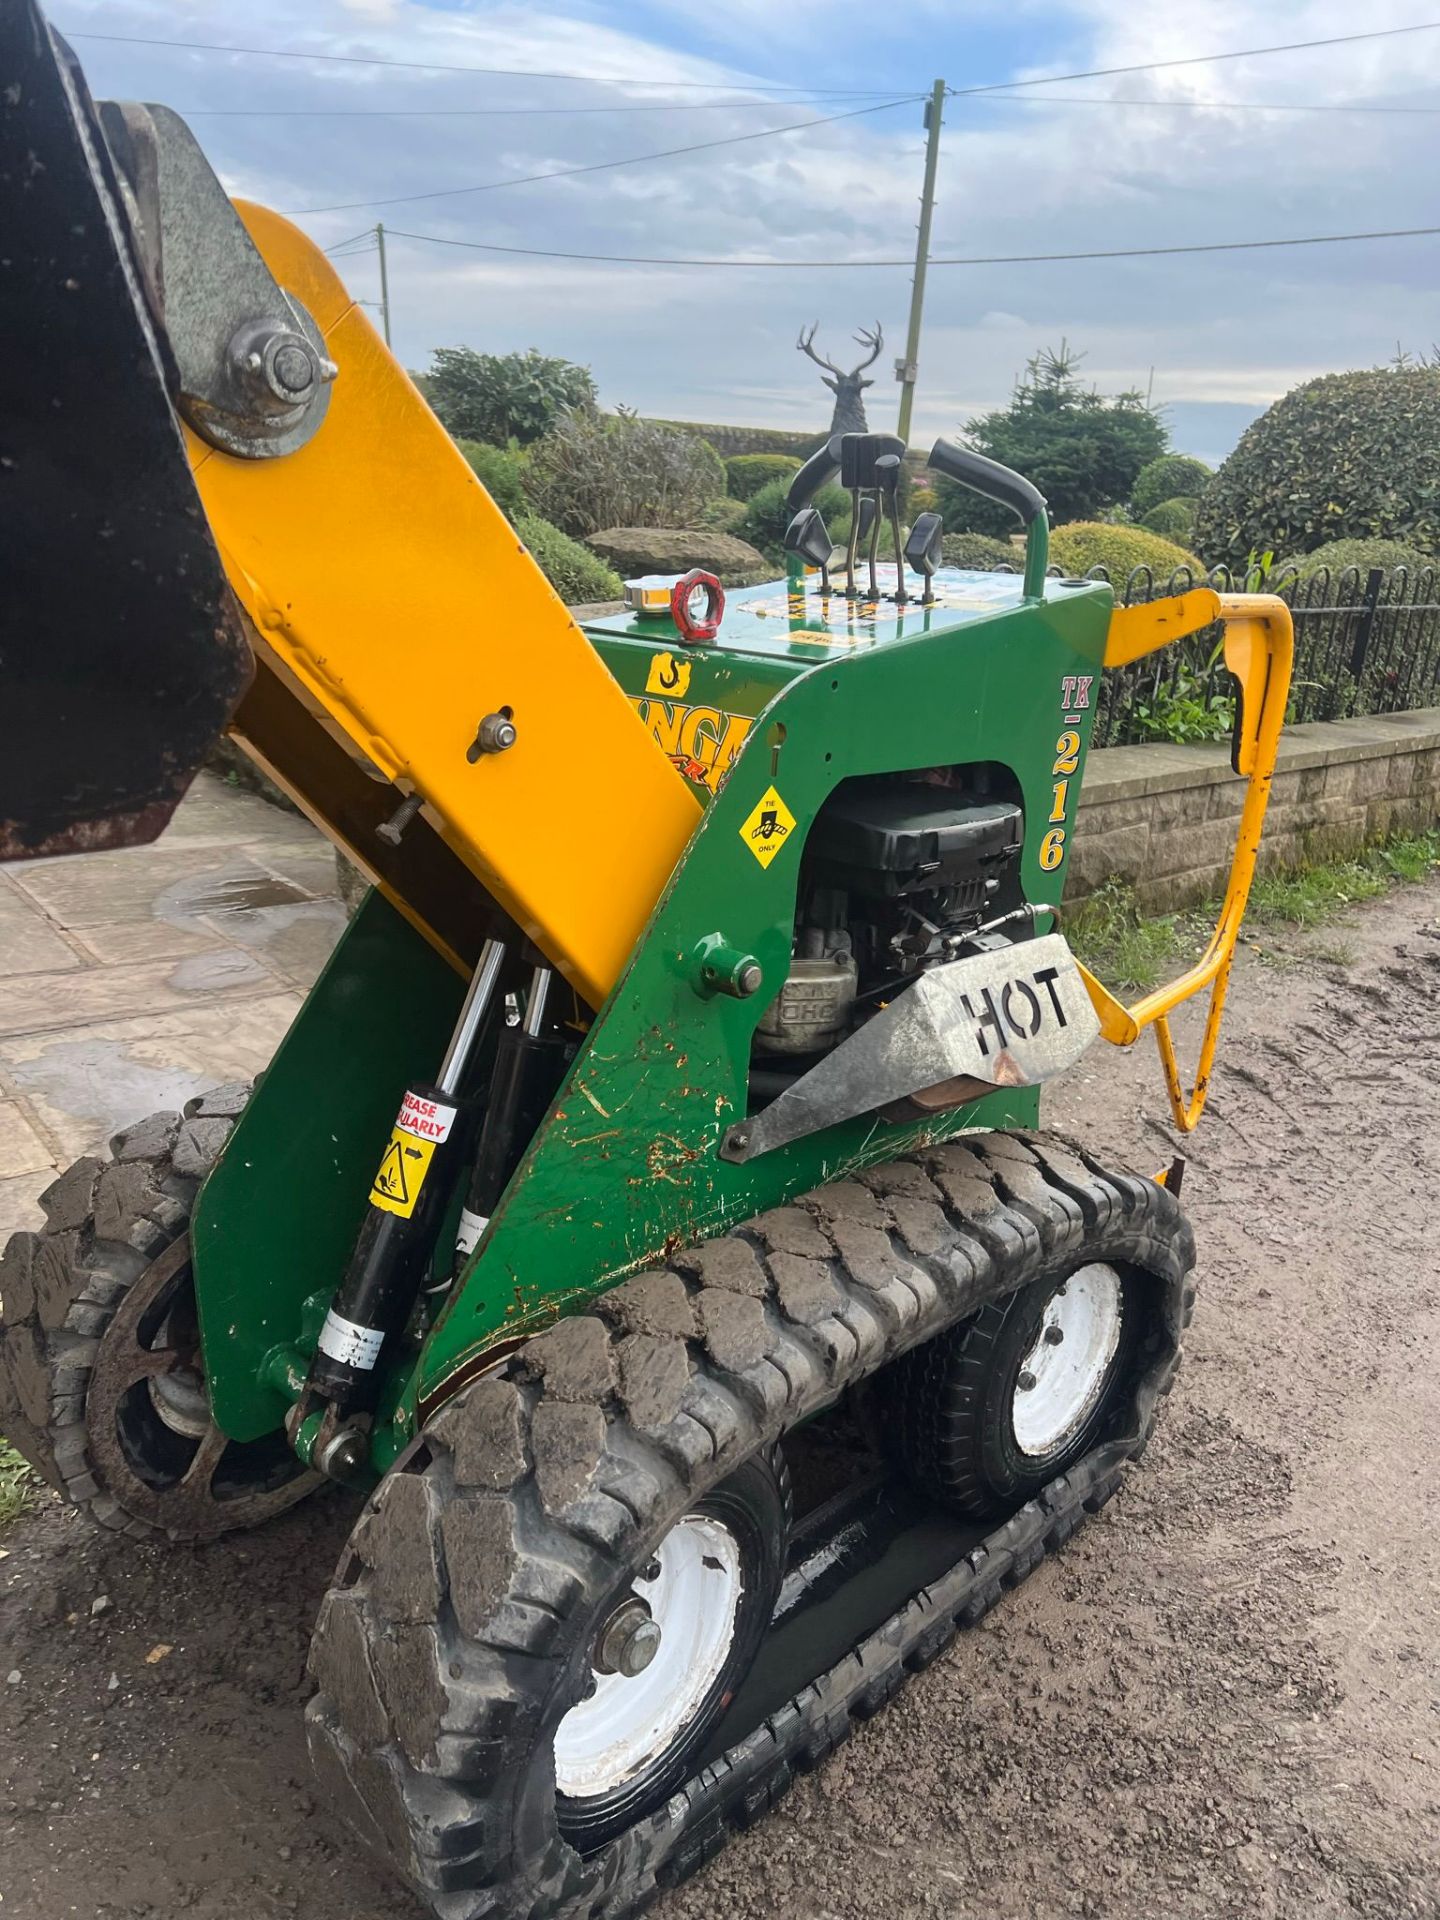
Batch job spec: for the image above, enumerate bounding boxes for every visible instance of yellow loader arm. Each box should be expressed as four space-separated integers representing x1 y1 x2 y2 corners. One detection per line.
1080 588 1294 1131
197 206 700 1009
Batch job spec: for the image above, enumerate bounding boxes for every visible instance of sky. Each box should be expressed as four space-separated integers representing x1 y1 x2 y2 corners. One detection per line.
54 0 1440 466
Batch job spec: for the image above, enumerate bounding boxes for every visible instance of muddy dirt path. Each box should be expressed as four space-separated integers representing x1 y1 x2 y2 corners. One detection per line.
2 881 1437 1920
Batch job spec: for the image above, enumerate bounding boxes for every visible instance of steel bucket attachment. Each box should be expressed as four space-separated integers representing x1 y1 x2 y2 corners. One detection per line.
0 1 252 860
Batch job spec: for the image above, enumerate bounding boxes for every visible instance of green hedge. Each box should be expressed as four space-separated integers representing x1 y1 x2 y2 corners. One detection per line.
1049 521 1204 583
940 533 1019 571
726 452 803 500
1131 454 1211 519
515 512 623 603
739 476 851 561
1139 496 1197 541
1279 537 1438 581
456 439 528 518
1194 367 1440 562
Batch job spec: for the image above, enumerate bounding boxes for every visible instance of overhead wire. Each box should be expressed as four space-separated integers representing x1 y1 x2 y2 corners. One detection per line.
379 222 1440 270
284 95 921 216
183 93 903 117
66 19 1440 95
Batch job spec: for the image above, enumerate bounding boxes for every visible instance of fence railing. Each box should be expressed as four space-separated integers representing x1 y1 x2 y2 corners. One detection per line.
1051 561 1440 748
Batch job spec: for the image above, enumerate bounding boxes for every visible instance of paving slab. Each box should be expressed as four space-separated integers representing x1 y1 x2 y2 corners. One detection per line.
0 772 343 1214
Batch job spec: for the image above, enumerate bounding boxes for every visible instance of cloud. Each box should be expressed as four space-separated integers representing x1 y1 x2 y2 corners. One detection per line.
59 0 1440 459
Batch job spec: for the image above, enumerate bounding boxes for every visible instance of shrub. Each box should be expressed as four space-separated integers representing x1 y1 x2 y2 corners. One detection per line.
1131 454 1211 519
1048 521 1204 584
697 495 750 532
937 343 1167 534
1139 496 1196 541
426 347 596 445
515 512 623 603
527 410 726 537
739 476 851 562
1278 537 1438 583
1194 367 1440 562
940 533 1018 571
726 453 803 500
455 439 528 518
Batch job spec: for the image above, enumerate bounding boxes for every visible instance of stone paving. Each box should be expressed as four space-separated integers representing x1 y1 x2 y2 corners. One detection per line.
0 774 345 1237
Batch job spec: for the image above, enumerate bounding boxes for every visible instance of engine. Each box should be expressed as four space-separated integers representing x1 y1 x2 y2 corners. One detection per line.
755 768 1026 1065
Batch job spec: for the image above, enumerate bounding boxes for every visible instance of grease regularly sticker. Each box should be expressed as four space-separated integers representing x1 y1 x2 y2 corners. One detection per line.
369 1091 457 1217
739 785 796 868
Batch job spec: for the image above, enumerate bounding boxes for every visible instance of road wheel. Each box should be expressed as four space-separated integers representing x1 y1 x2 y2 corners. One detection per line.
0 1089 318 1542
891 1261 1141 1517
554 1451 787 1852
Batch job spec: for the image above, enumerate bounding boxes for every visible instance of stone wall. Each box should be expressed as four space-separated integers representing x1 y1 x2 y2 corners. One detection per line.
1069 708 1440 908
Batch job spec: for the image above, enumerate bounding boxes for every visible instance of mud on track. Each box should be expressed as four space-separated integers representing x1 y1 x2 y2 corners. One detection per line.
2 879 1437 1920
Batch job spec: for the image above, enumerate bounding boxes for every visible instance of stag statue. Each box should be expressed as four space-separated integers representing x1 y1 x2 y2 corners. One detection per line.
797 322 884 436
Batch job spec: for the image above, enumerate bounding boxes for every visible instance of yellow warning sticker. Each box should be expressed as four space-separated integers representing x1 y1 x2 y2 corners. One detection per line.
739 785 796 869
369 1129 436 1219
645 650 692 699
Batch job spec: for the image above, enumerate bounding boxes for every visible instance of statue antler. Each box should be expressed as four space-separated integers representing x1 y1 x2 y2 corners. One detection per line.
797 322 844 376
852 322 884 372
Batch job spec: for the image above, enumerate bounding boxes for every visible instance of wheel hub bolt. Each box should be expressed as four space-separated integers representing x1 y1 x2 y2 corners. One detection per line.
596 1598 661 1678
1043 1325 1065 1346
1017 1369 1037 1392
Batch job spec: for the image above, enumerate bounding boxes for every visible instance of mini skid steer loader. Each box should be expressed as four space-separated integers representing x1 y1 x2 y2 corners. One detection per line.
0 10 1293 1916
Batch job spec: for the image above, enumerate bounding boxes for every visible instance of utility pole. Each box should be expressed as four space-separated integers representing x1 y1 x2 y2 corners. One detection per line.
895 79 946 446
376 222 392 348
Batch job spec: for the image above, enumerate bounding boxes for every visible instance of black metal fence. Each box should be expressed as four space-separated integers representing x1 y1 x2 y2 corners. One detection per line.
1056 562 1440 749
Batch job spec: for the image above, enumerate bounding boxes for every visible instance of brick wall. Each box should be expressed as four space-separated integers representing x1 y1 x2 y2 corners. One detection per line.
1069 709 1440 909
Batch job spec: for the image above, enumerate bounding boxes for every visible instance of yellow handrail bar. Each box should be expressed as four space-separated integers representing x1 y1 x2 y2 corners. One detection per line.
1077 591 1294 1132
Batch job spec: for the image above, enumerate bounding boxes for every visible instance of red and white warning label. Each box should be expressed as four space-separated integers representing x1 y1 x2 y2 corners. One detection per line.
395 1090 458 1143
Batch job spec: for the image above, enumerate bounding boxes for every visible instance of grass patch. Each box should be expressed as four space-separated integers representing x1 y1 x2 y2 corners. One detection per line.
1069 827 1440 989
0 1435 39 1532
1067 877 1186 991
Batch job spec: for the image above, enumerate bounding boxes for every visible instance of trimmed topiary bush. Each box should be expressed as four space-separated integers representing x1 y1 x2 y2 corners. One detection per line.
1139 496 1196 541
739 476 851 562
1049 521 1205 584
1194 367 1440 562
726 453 803 500
1131 454 1211 520
515 512 624 603
455 439 528 518
697 495 750 531
940 533 1019 571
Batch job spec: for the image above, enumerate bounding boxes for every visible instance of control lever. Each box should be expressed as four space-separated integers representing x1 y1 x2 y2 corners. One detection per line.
926 438 1049 599
784 433 843 514
839 432 905 598
875 453 906 603
904 511 944 606
784 507 834 593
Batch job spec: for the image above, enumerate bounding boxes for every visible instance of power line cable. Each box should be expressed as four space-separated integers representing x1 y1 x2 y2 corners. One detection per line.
379 221 1440 269
285 95 921 215
61 29 898 91
945 20 1440 98
965 90 1440 116
65 19 1440 96
183 93 900 117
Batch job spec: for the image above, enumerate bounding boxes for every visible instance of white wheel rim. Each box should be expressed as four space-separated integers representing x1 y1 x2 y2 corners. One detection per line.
554 1512 743 1801
1011 1263 1124 1458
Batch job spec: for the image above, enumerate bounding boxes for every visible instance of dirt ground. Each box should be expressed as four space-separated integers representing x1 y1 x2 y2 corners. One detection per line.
1 878 1437 1920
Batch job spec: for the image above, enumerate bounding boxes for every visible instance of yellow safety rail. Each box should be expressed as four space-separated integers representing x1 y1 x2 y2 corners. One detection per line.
1078 589 1294 1132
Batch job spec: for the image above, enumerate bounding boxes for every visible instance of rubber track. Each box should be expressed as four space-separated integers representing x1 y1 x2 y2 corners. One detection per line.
306 1129 1195 1920
0 1085 249 1540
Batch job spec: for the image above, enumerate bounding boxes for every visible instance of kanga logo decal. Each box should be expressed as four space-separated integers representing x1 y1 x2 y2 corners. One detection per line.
739 785 796 868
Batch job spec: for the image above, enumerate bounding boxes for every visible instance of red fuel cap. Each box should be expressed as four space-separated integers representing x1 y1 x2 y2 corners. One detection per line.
669 568 725 644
